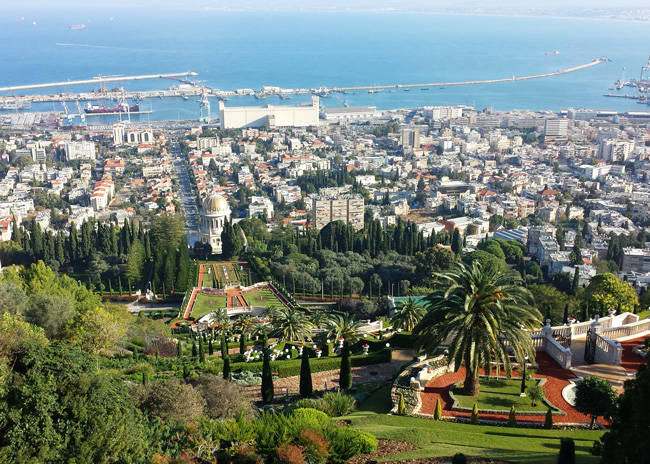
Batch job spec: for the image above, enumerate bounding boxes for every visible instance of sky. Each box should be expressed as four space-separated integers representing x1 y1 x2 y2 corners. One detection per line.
7 0 650 13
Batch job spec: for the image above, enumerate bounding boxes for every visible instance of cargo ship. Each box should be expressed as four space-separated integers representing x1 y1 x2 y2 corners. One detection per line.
70 24 85 30
85 102 139 114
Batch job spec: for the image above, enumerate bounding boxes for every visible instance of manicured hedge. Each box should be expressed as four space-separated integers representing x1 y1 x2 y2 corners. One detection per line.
388 332 418 349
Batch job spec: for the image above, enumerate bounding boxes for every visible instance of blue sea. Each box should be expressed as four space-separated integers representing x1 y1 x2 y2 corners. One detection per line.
1 7 650 123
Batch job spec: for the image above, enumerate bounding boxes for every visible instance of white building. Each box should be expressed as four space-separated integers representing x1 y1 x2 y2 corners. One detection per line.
65 141 96 161
219 97 320 129
248 196 274 219
197 193 232 254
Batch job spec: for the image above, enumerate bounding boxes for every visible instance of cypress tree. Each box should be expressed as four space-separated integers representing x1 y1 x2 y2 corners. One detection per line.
199 339 205 363
208 339 214 356
397 392 406 415
572 267 580 293
434 397 442 420
142 371 149 386
261 350 274 404
239 331 247 354
451 228 463 255
471 404 479 425
192 342 198 358
223 355 231 381
220 333 228 359
299 349 313 398
183 364 190 379
563 303 570 324
176 341 182 358
339 340 352 391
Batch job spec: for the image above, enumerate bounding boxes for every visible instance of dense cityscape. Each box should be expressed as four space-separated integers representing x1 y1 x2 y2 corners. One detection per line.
2 2 650 463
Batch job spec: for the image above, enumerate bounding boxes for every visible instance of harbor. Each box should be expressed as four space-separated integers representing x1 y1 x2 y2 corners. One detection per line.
0 58 609 115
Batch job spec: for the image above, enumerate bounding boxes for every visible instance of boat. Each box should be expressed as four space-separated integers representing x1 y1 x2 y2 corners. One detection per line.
368 89 382 94
84 102 139 114
421 87 430 91
545 50 559 55
404 88 410 91
279 94 291 100
182 95 189 100
69 24 85 30
0 99 32 110
389 90 396 93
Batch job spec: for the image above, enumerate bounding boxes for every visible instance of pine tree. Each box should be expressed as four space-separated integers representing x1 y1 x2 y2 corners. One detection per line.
261 350 274 404
339 341 352 391
299 349 313 398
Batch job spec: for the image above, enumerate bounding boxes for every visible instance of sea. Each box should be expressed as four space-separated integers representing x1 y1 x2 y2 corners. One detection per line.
2 8 650 124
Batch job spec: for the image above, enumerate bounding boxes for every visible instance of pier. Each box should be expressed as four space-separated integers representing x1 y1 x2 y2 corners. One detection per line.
0 71 198 93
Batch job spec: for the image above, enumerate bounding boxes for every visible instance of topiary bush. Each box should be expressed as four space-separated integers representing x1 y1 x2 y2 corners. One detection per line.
544 407 553 429
558 437 576 464
434 397 442 420
291 408 329 429
470 403 479 425
508 405 517 427
452 452 468 464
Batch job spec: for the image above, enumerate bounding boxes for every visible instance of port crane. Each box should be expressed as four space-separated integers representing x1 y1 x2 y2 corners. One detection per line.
75 101 86 124
198 86 210 122
336 96 349 107
641 56 650 81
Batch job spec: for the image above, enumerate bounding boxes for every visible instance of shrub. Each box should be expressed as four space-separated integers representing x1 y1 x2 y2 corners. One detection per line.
316 391 355 417
188 375 255 420
527 384 544 407
288 398 318 412
434 397 442 420
558 437 576 464
325 427 377 463
452 453 468 464
299 429 330 464
276 443 306 464
137 379 206 423
590 440 602 457
507 405 516 427
291 408 329 429
470 403 479 425
544 408 553 429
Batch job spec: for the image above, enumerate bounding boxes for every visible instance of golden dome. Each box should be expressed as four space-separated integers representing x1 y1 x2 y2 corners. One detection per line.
202 194 230 214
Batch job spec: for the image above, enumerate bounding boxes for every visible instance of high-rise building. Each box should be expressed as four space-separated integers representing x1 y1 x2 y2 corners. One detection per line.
112 123 126 144
311 194 365 230
544 118 568 139
401 129 420 150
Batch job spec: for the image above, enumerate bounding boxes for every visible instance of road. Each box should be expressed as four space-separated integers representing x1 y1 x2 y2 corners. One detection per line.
170 139 200 240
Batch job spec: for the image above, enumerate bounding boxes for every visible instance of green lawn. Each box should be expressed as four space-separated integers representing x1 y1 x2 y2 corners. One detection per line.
637 310 649 319
452 378 556 413
244 289 285 308
191 293 227 319
350 389 604 464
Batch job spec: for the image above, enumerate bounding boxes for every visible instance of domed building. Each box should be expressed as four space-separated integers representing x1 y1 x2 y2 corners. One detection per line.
197 193 231 254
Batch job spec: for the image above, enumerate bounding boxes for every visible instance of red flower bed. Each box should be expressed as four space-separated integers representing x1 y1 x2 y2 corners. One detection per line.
618 335 650 373
420 352 592 424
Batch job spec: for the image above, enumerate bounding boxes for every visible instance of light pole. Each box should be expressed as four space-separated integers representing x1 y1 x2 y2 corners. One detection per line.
391 283 394 297
519 355 529 396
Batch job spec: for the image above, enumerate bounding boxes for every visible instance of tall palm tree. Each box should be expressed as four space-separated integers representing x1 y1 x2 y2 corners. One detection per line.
210 308 231 335
270 307 314 342
325 313 365 344
413 261 542 396
235 314 253 334
308 309 330 330
260 305 280 320
392 297 426 332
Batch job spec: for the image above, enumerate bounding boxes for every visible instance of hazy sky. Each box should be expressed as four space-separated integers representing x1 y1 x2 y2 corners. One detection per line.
8 0 650 11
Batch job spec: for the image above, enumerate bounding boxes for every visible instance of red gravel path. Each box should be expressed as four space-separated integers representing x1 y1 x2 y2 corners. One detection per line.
420 352 592 424
618 335 650 373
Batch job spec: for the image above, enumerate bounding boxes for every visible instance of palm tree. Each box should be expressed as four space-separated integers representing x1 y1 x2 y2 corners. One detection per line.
248 321 269 339
325 313 365 344
392 297 426 332
270 307 314 342
413 261 542 396
309 309 330 330
260 305 280 320
325 313 365 392
210 308 231 335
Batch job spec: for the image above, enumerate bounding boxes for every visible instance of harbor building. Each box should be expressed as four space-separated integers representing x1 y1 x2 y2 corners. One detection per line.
218 97 320 129
311 194 365 231
197 193 231 254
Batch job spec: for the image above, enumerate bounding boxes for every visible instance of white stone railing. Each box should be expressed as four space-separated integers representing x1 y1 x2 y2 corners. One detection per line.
594 332 622 365
601 318 650 340
545 336 573 369
531 334 545 349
